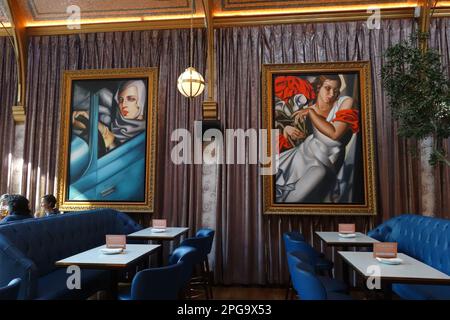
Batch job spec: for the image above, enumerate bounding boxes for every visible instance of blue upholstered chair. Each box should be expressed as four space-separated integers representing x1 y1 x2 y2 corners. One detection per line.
287 251 347 294
121 262 185 300
283 232 333 273
283 231 334 299
283 231 306 244
119 247 197 301
0 278 21 300
168 246 198 292
291 263 352 300
179 228 215 299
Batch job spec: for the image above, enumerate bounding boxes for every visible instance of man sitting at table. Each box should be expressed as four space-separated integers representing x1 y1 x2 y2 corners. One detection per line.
0 194 34 224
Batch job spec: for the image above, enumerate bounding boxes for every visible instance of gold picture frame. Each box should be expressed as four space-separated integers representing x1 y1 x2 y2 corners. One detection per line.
262 61 377 215
57 68 158 212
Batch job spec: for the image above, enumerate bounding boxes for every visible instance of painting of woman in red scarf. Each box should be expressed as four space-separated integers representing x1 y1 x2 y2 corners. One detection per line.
274 73 363 204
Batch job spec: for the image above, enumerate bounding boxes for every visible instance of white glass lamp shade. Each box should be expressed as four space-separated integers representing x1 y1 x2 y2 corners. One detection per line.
177 67 205 98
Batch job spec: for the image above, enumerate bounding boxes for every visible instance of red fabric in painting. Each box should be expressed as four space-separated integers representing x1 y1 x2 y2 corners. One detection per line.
332 109 360 133
278 135 292 153
275 76 316 102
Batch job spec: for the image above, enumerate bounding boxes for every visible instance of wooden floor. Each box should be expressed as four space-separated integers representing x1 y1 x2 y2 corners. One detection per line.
109 284 389 300
213 286 286 300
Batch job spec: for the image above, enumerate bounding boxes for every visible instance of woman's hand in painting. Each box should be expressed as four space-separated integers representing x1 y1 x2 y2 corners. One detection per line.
72 111 90 130
98 122 117 150
292 108 310 123
283 125 305 141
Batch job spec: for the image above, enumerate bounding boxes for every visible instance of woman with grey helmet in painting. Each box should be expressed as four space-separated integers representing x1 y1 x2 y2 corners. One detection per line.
72 80 147 157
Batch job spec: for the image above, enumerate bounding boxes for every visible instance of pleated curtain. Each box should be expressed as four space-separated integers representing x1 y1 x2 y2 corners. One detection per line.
22 29 206 230
3 17 449 286
214 18 450 285
0 37 17 194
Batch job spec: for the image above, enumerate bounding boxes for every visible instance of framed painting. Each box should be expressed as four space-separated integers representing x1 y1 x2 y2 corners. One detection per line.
262 62 377 215
57 68 158 212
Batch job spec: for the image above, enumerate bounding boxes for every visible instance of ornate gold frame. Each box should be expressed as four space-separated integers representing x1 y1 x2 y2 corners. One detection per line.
262 61 377 215
57 68 158 212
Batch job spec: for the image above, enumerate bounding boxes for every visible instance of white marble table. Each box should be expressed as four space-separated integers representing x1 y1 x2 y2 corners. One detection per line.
316 231 379 286
56 244 160 269
56 244 160 299
339 252 450 284
127 227 189 241
316 232 379 246
339 251 450 298
127 227 189 266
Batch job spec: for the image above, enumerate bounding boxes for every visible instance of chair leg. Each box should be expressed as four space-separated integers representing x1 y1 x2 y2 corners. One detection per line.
202 261 210 300
205 259 214 299
285 274 291 300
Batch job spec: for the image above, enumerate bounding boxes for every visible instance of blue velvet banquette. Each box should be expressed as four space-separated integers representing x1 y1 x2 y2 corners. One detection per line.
368 214 450 300
0 209 142 300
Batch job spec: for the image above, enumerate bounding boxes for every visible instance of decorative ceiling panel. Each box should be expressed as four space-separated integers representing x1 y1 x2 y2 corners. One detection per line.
221 0 418 11
19 0 203 21
5 0 438 26
0 0 10 23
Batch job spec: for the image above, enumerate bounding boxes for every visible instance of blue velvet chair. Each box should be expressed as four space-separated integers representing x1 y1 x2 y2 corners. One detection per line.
118 247 198 301
283 231 333 299
128 262 185 300
291 263 352 300
179 228 215 299
0 278 21 300
283 232 333 273
168 246 198 294
287 251 347 294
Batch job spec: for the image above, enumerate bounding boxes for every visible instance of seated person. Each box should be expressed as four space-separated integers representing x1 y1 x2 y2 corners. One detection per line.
36 194 61 217
0 194 10 218
0 195 34 224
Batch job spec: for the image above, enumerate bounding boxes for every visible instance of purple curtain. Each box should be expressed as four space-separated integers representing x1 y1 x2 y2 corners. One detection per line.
0 36 17 194
214 18 435 285
22 29 206 228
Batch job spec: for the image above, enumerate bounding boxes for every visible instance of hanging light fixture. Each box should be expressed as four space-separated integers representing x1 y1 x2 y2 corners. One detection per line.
177 0 205 98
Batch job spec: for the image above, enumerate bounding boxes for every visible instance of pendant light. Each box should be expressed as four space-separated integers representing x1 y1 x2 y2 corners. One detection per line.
177 0 205 98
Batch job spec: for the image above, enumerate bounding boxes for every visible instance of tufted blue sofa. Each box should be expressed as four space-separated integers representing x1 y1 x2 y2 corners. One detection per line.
368 214 450 300
0 209 142 300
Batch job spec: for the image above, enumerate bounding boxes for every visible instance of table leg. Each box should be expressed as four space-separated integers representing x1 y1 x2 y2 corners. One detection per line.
340 247 351 287
382 281 393 300
156 240 163 267
110 270 119 300
342 259 350 287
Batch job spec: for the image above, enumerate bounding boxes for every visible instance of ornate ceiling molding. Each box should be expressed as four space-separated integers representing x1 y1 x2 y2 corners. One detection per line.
22 0 201 21
220 0 417 11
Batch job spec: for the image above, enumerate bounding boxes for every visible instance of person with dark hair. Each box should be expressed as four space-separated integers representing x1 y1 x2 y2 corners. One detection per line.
0 194 10 219
0 195 33 224
37 195 60 217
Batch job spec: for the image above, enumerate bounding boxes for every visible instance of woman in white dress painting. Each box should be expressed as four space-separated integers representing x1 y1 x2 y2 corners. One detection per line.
275 74 360 203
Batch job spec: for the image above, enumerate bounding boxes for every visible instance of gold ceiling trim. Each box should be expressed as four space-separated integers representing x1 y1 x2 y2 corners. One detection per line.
27 18 206 36
221 0 419 10
0 27 12 36
22 6 450 36
214 8 416 27
432 7 450 16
